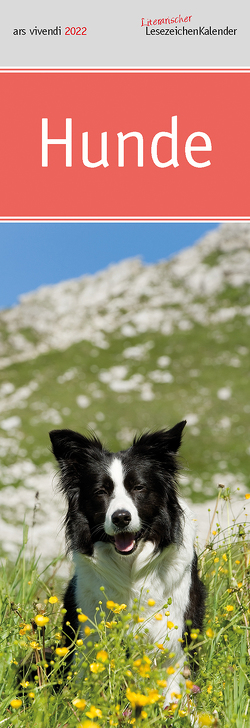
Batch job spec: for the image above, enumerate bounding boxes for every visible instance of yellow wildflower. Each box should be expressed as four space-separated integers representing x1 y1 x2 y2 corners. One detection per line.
90 662 105 673
179 710 188 716
147 599 155 606
19 624 31 634
167 620 174 629
55 647 69 657
156 643 165 649
190 632 198 639
139 664 150 676
84 626 91 635
206 628 214 638
106 600 116 609
79 722 100 728
198 714 214 726
48 596 58 604
113 603 127 613
137 617 144 622
147 689 161 704
126 688 149 708
106 621 117 628
96 650 108 662
166 666 175 675
78 613 88 623
34 615 49 627
72 698 87 710
133 659 142 667
86 707 102 719
207 685 213 694
222 553 227 562
76 639 83 646
157 679 167 687
214 557 219 563
226 605 234 612
141 711 148 719
10 699 22 709
245 494 250 499
154 612 163 621
30 641 40 649
28 693 35 699
106 601 127 613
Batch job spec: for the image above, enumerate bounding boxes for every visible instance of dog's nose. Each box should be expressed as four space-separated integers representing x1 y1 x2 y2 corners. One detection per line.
111 509 131 528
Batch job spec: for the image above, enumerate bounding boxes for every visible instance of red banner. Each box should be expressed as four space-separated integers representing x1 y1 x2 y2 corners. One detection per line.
0 70 249 220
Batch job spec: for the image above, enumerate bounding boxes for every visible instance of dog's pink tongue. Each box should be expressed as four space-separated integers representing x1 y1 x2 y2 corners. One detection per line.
115 533 135 552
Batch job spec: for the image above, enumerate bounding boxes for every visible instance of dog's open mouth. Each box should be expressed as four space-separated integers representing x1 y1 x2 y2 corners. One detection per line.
112 532 137 555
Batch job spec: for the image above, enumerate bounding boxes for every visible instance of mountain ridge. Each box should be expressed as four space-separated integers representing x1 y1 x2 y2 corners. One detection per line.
1 223 250 369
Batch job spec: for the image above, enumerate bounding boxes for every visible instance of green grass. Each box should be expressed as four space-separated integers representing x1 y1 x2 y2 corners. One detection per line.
202 251 223 268
1 493 250 727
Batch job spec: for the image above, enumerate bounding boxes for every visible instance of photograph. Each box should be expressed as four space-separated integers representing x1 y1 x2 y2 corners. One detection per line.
0 221 250 726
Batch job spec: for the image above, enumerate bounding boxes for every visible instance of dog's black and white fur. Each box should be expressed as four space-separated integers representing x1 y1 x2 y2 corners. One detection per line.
50 421 205 705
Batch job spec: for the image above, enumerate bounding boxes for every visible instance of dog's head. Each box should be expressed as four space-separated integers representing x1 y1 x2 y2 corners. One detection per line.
49 421 186 557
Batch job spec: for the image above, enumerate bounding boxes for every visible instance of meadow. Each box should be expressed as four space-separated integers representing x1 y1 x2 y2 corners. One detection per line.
0 488 250 728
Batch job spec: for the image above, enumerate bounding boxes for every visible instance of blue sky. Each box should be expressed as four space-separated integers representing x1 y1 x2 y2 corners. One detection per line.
0 222 219 309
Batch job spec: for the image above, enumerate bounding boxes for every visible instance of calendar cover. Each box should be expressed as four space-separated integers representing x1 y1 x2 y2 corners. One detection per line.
0 2 250 725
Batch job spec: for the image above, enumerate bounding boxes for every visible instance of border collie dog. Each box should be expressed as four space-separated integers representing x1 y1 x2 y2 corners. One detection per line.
50 421 205 705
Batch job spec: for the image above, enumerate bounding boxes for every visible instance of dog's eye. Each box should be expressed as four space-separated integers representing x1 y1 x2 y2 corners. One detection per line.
133 484 144 493
96 477 113 496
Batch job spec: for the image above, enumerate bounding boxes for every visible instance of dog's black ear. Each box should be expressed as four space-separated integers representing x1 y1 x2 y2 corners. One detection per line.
164 420 186 453
49 430 103 556
49 429 102 466
133 420 186 456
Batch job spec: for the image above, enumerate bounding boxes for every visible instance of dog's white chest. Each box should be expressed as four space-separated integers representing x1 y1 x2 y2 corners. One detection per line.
73 521 193 648
72 502 196 706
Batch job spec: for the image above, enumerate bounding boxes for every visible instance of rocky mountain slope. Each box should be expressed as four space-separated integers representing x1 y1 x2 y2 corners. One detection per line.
1 223 250 367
